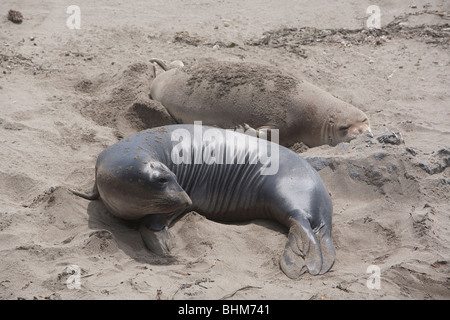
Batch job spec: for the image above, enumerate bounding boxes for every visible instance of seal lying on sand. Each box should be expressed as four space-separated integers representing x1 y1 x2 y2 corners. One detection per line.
149 59 372 147
70 124 335 279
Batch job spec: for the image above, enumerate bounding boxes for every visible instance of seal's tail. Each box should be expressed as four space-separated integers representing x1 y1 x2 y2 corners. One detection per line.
69 183 99 200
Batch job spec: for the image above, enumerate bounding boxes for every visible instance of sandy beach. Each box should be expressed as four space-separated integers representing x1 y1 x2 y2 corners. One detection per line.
0 0 449 300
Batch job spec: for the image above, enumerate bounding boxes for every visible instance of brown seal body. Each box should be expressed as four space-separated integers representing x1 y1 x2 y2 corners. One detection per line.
150 60 372 147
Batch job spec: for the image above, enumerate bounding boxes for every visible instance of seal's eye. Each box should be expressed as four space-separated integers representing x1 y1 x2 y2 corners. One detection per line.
338 125 350 131
158 177 168 185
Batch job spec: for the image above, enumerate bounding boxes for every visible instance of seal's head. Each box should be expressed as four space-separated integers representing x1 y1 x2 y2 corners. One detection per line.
321 107 372 147
139 161 193 212
98 160 192 220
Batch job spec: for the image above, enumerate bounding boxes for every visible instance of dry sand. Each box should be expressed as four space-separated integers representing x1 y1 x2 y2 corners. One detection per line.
0 0 449 300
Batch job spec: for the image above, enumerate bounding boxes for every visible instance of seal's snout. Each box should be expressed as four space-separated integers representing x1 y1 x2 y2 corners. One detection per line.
168 182 192 208
185 194 193 208
167 187 192 211
347 121 372 140
179 191 193 209
360 123 373 139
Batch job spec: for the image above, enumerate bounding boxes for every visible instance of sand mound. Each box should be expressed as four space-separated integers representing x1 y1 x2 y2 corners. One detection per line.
75 63 176 138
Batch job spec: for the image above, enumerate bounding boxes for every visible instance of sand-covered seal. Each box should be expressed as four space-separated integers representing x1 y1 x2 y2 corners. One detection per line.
70 124 335 279
149 59 372 147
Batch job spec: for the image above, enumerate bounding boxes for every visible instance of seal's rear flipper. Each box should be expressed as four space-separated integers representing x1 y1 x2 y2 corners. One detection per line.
150 58 184 75
280 216 324 279
316 227 335 274
69 183 99 200
279 226 308 279
150 58 170 71
151 63 157 79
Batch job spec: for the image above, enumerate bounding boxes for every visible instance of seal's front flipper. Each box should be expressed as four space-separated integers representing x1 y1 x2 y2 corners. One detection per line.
280 217 323 279
233 123 260 138
140 224 172 256
255 125 278 142
139 214 173 256
139 212 185 256
233 123 278 142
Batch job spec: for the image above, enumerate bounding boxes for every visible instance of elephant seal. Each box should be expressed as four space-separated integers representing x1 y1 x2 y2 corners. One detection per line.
70 124 335 279
149 59 372 147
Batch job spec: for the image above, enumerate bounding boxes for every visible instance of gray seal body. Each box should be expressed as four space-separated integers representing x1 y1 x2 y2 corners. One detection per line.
71 125 335 279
